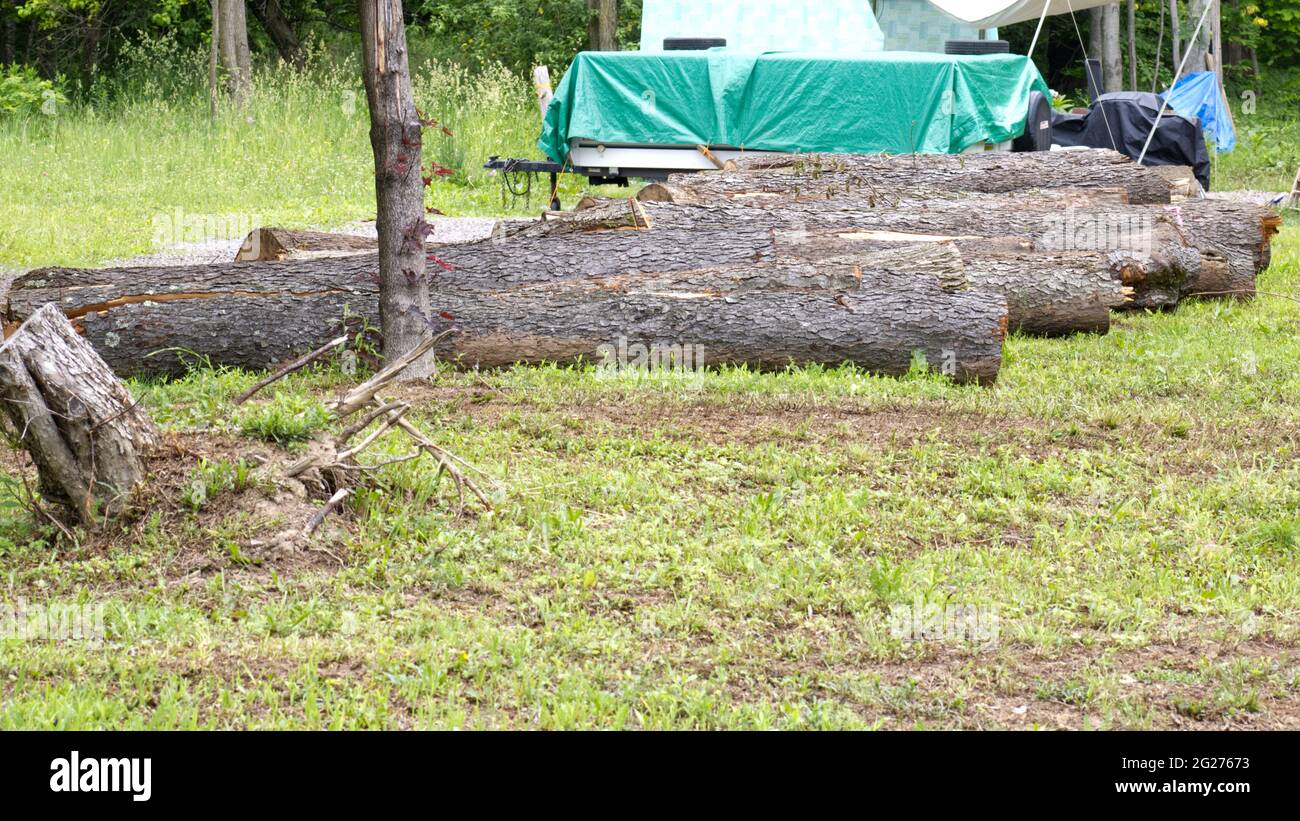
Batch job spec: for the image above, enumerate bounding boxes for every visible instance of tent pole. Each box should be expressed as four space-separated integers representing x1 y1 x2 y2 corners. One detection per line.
1028 0 1052 58
1137 0 1215 164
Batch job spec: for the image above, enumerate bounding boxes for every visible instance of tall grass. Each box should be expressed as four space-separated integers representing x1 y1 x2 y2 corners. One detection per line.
0 34 590 270
1214 69 1300 192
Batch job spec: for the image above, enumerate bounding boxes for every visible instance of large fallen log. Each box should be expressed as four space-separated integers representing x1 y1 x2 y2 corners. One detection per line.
0 303 159 524
122 216 1128 337
668 149 1175 205
4 253 1009 383
1161 199 1283 297
508 195 1203 311
631 168 1277 299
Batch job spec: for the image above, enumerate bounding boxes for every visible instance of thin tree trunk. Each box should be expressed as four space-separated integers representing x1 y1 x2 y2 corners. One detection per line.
249 0 303 68
1185 0 1211 73
208 0 221 119
1127 0 1138 90
217 0 252 104
359 0 433 375
1102 4 1123 93
80 9 103 77
1223 0 1244 66
586 0 618 51
1090 7 1104 60
1170 0 1182 74
2 9 14 66
1152 0 1165 91
1211 0 1223 85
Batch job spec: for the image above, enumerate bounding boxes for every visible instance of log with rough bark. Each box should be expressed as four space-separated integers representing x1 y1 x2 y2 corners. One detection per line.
684 149 1176 205
8 218 1124 382
644 198 1211 310
1163 200 1283 297
0 303 159 525
509 195 1204 311
238 203 1157 333
629 165 1278 300
5 252 1009 383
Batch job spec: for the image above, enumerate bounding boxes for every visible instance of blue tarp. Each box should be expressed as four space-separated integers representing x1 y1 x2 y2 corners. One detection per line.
1162 71 1236 152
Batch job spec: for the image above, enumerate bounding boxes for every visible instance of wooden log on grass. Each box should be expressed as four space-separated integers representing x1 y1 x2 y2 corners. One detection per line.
5 252 1009 384
677 149 1176 205
0 303 158 525
508 195 1203 311
226 210 1145 335
630 169 1277 301
8 220 1120 384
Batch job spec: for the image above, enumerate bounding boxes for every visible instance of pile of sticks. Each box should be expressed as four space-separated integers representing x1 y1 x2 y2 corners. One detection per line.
0 308 488 531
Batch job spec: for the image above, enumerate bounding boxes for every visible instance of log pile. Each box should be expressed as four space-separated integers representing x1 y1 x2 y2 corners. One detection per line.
2 149 1280 385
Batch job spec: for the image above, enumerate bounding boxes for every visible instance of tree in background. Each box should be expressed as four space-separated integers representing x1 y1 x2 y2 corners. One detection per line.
1183 0 1212 70
248 0 302 67
2 1 16 66
586 0 616 51
212 0 252 105
1102 3 1123 93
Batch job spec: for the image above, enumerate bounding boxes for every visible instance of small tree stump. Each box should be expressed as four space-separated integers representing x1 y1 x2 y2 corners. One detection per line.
0 303 159 525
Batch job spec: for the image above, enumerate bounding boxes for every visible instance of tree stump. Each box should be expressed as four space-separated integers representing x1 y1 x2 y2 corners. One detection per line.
0 303 159 525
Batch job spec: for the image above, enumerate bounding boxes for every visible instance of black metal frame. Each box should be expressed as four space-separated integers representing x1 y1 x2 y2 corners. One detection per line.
484 156 631 211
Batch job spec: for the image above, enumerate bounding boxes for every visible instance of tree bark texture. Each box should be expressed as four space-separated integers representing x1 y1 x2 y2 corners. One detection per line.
718 149 1173 205
0 304 159 524
4 249 1008 384
359 0 433 374
249 0 303 68
231 218 1132 335
1102 3 1124 93
216 0 252 104
522 194 1209 310
586 0 618 51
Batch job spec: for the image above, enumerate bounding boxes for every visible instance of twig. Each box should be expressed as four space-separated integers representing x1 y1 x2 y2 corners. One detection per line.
303 488 352 538
234 335 348 405
337 400 406 445
15 467 77 546
337 451 422 471
371 397 492 512
332 329 454 416
337 404 409 462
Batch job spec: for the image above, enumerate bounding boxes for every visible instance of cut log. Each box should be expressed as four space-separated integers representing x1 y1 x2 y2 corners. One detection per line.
429 262 1009 384
638 180 1137 210
1161 200 1283 297
0 303 159 524
696 149 1176 205
510 195 1204 311
630 168 1277 301
236 227 377 261
6 253 1009 384
8 221 1120 382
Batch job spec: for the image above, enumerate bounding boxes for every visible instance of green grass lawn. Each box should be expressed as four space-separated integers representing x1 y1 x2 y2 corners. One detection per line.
0 225 1294 729
0 58 1298 729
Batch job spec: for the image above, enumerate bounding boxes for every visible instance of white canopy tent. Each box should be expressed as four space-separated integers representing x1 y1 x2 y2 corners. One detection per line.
925 0 1117 29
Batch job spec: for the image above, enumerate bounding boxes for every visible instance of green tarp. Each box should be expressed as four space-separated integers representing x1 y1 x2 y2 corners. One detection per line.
539 50 1050 163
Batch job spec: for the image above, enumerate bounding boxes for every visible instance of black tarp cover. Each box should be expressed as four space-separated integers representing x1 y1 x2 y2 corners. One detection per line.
1050 92 1212 190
